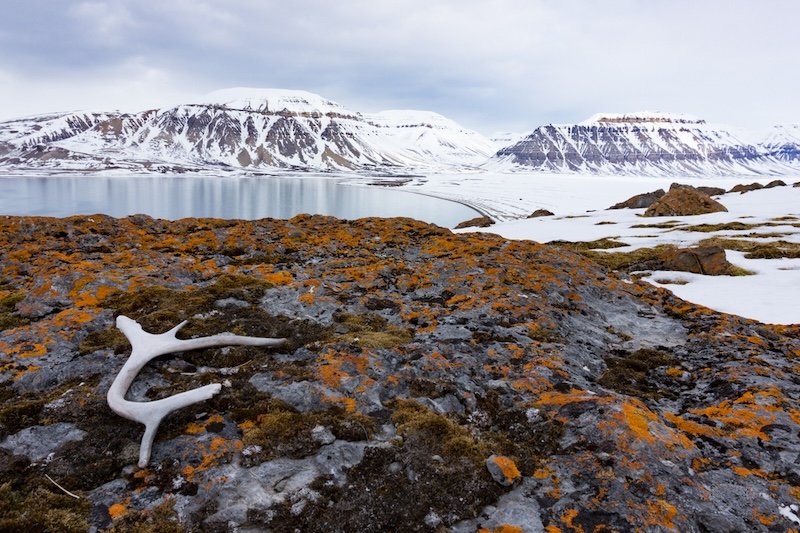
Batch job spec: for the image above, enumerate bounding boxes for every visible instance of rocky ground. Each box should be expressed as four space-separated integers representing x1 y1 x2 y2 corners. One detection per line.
0 214 799 532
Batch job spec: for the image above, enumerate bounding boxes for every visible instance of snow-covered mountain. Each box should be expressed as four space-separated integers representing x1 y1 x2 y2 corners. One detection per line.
0 88 495 173
489 112 800 176
761 124 800 163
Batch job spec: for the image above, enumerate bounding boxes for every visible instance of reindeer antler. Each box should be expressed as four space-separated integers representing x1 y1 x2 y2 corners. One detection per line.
107 315 286 467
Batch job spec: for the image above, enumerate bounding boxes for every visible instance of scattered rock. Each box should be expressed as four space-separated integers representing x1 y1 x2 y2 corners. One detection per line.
527 209 555 218
643 187 728 217
454 216 494 229
794 181 800 187
765 179 787 188
609 189 665 209
729 182 764 194
485 455 521 486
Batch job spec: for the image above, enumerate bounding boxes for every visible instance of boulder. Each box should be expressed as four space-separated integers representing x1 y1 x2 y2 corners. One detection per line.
643 187 728 217
454 216 494 229
729 182 764 194
632 246 735 275
795 181 800 188
527 209 555 218
669 183 726 196
764 179 787 188
658 246 734 275
609 189 665 210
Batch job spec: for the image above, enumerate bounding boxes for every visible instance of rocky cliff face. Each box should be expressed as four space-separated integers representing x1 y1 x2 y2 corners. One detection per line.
1 215 799 531
0 89 495 173
491 112 797 176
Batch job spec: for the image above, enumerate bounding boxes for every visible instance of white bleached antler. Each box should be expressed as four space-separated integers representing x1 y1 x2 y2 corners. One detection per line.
107 315 286 467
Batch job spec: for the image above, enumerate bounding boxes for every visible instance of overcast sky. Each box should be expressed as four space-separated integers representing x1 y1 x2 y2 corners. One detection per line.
0 0 797 135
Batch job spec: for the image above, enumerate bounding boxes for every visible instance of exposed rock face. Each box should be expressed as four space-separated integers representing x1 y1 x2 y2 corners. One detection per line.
634 246 735 276
454 215 494 229
609 189 665 209
1 215 799 532
643 187 728 217
0 89 495 173
765 179 787 188
491 112 795 176
528 209 555 218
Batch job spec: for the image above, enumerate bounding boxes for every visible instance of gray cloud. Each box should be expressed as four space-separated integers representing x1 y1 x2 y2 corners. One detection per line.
0 0 798 134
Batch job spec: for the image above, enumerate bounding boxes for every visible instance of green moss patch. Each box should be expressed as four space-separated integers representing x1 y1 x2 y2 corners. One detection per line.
598 348 680 399
332 312 413 349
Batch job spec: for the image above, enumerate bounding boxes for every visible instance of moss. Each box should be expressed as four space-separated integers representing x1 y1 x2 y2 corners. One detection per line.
107 499 182 533
576 245 675 272
332 312 413 349
678 222 754 232
0 394 47 436
0 290 28 331
78 327 129 355
391 400 487 463
598 348 680 399
266 401 505 531
630 221 684 229
241 399 376 462
0 482 90 533
550 238 629 251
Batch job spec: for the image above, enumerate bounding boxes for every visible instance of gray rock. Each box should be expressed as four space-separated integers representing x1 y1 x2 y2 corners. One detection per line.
0 422 87 461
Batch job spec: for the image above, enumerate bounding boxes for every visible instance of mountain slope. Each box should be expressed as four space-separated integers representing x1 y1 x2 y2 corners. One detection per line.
0 88 495 173
489 112 798 176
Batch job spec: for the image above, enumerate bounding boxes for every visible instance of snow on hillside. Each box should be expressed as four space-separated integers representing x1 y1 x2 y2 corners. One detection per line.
0 88 495 173
489 112 800 177
199 87 357 117
441 175 800 324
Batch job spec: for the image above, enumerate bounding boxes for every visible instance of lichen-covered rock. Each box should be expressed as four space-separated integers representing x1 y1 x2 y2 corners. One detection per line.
455 215 494 229
0 214 799 532
486 455 521 486
608 189 665 209
633 245 735 276
643 187 728 217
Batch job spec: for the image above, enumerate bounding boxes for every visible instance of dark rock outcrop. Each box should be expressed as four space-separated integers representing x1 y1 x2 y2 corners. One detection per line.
609 189 665 209
729 182 764 194
527 209 555 218
765 179 787 188
454 215 494 229
643 187 728 217
0 215 798 532
633 246 735 275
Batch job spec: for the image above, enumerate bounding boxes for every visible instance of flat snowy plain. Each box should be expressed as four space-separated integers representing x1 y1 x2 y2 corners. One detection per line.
395 172 800 325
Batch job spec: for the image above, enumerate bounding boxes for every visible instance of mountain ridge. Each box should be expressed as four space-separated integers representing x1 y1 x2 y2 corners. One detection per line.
1 95 799 176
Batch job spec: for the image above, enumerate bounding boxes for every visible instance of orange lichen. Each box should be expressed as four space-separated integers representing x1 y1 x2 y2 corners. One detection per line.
561 508 584 533
478 526 524 533
644 500 678 530
491 456 521 484
108 501 128 520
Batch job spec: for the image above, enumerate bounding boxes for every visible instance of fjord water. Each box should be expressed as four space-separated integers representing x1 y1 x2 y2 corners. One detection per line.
0 175 478 227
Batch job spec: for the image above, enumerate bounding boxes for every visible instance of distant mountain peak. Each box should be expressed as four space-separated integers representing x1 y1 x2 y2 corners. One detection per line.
581 111 705 126
197 87 353 116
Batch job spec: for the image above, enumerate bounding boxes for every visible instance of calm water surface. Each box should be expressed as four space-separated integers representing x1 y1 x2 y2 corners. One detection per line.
0 175 478 227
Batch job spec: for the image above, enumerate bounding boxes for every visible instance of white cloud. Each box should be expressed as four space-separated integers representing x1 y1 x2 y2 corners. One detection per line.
1 0 798 133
